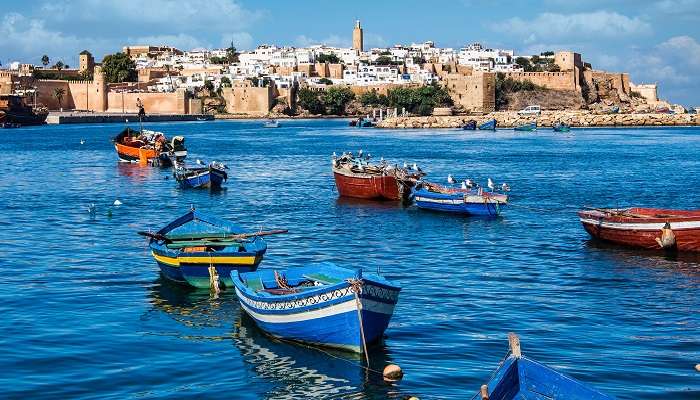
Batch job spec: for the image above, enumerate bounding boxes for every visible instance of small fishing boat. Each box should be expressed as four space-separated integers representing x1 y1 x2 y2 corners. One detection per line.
173 161 228 189
553 122 571 132
360 120 374 128
112 128 187 165
140 209 285 289
348 119 358 127
478 118 497 130
608 105 620 114
477 333 613 400
462 120 477 130
332 151 425 202
232 263 401 354
514 121 537 131
413 181 508 216
263 119 280 128
1 122 21 128
578 207 700 251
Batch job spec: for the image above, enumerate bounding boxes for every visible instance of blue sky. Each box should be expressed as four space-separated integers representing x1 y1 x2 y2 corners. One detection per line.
1 0 699 104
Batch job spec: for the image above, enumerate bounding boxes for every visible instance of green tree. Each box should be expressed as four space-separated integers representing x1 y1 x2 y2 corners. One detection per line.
226 42 239 63
53 61 64 70
386 84 452 115
375 55 393 65
495 72 541 109
53 88 66 110
297 87 324 114
41 55 49 67
209 56 227 64
101 52 137 83
318 77 333 85
530 55 541 65
204 80 215 92
317 53 340 64
220 76 232 87
541 51 554 57
322 86 355 115
412 56 426 65
515 57 533 72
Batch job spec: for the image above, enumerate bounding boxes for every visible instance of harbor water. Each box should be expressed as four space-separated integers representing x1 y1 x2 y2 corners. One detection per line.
0 119 698 399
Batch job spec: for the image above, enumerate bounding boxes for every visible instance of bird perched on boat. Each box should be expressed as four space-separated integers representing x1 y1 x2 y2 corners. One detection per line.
332 151 337 158
487 178 495 191
358 149 363 158
447 174 455 184
403 161 408 169
461 181 467 190
501 183 511 192
196 159 203 165
412 163 420 172
465 179 474 189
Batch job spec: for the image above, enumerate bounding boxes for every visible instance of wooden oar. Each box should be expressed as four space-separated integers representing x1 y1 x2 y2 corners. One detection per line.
138 229 288 243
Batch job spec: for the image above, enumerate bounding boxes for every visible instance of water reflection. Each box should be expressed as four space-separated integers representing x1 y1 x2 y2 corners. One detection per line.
116 162 157 183
334 196 407 211
232 314 403 400
584 239 700 277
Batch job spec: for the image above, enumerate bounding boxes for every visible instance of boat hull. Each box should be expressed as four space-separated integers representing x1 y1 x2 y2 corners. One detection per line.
176 168 227 189
333 170 408 201
414 189 506 216
235 279 399 353
114 143 158 164
152 249 265 289
579 209 700 251
478 119 496 130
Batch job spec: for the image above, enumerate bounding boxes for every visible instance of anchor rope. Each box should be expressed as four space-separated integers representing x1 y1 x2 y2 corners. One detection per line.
468 345 514 400
347 278 370 366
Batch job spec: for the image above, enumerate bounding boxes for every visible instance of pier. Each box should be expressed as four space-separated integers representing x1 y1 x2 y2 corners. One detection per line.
46 112 214 124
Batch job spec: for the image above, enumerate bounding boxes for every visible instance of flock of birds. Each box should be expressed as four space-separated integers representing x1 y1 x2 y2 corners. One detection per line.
447 174 511 192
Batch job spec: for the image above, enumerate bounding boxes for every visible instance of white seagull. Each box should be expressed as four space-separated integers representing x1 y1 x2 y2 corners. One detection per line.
447 174 455 184
501 183 511 192
465 179 474 189
487 178 495 191
80 139 85 145
461 181 467 189
403 161 408 169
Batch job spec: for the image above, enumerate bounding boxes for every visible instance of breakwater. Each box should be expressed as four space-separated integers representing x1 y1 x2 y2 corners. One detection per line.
46 112 214 124
376 111 700 129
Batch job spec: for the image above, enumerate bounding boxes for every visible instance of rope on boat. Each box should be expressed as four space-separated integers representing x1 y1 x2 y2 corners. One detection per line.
208 255 220 296
347 278 370 366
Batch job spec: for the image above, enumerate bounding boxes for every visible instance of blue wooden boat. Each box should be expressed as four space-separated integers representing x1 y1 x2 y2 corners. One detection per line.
143 209 269 289
413 181 508 216
553 122 571 132
232 263 400 354
479 118 497 130
174 161 227 189
462 120 477 130
479 334 613 400
514 121 537 131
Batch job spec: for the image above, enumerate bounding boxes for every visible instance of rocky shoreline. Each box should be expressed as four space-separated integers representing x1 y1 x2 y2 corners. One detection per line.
376 111 700 129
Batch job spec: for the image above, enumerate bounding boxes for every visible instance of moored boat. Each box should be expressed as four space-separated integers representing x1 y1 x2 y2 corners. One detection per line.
174 161 228 189
232 263 400 354
477 333 613 400
112 128 187 165
0 95 48 126
332 152 425 202
578 207 700 251
413 180 508 216
478 118 497 130
462 120 477 130
514 121 537 131
263 119 280 128
553 122 571 132
140 209 282 289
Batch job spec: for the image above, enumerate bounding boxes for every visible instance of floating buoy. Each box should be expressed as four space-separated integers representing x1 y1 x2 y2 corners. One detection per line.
113 200 123 206
383 364 403 382
655 222 676 249
695 364 700 372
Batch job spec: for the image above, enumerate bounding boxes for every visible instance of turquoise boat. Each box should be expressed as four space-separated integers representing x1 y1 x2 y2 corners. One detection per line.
479 118 497 130
553 122 571 132
478 334 613 400
514 121 537 131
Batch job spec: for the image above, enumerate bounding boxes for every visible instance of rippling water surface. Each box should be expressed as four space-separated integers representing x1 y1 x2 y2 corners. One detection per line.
0 120 698 399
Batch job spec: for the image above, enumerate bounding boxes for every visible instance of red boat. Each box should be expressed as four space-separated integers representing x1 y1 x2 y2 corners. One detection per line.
332 152 425 201
579 207 700 251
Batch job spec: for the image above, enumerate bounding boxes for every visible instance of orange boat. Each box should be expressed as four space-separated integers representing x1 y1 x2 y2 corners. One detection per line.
113 128 186 166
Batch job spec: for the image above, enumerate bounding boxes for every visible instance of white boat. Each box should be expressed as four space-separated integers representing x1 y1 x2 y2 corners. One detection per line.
263 119 280 128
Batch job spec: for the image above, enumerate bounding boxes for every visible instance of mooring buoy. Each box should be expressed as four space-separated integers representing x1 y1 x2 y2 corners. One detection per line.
383 364 403 382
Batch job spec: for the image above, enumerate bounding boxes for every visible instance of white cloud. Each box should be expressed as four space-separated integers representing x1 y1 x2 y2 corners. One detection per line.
661 35 700 66
496 11 651 42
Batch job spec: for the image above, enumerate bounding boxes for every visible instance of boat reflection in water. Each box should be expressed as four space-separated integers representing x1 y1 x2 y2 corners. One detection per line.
233 313 403 400
584 239 700 277
148 279 405 399
116 162 157 183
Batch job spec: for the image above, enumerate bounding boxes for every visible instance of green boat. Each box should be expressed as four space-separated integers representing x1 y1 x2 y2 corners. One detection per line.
514 121 537 131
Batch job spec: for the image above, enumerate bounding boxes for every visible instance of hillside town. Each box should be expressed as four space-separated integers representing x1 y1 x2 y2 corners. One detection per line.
0 20 685 121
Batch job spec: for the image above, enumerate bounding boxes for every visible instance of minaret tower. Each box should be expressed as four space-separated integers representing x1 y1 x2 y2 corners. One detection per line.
352 20 364 52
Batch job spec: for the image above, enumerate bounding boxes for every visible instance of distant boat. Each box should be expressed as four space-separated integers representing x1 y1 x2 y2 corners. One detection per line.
608 105 620 114
0 95 48 126
413 181 508 216
139 209 278 289
173 161 228 189
579 207 700 252
514 121 537 131
553 122 571 132
478 333 613 400
0 122 21 129
263 119 280 128
112 128 187 165
462 120 477 130
348 119 358 127
196 117 207 121
478 118 496 130
360 120 374 128
232 263 401 354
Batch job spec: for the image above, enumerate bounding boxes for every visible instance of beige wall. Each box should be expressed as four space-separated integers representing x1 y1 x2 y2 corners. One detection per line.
630 83 658 103
504 71 577 91
444 71 495 113
106 90 187 114
222 82 273 114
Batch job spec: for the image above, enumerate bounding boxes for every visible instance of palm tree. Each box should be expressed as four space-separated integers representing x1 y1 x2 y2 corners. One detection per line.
53 88 66 110
41 55 49 67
